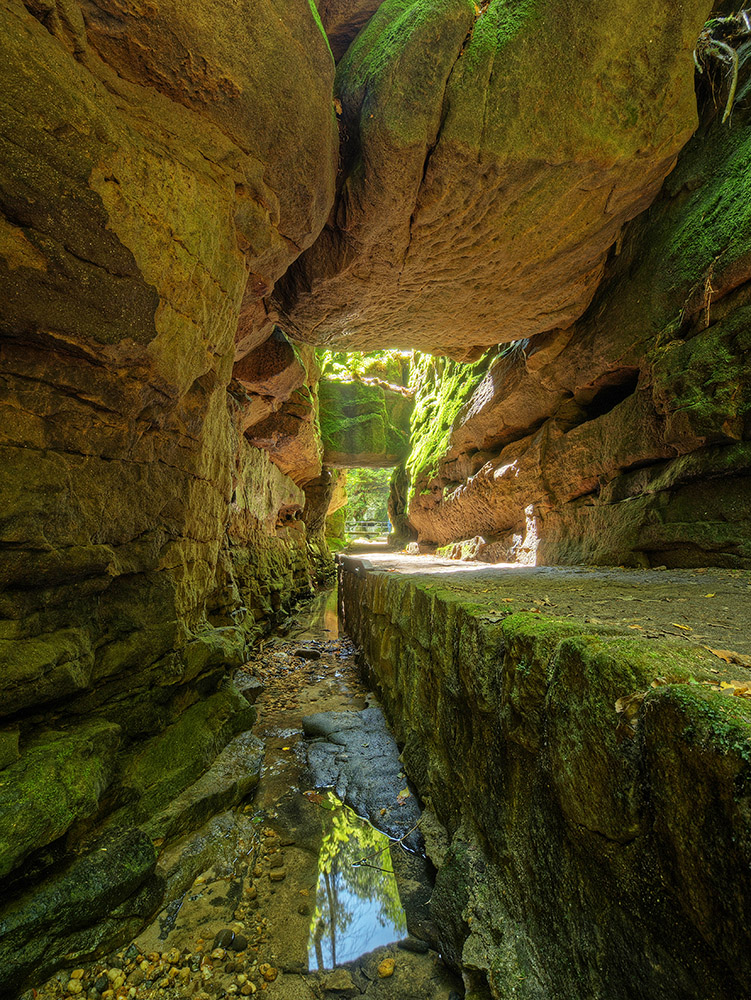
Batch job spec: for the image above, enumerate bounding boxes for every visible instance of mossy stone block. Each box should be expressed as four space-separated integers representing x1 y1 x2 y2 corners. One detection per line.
0 720 121 879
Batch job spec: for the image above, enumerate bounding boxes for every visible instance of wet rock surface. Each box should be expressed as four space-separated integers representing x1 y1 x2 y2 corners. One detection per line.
24 592 456 1000
304 708 422 848
341 555 751 1000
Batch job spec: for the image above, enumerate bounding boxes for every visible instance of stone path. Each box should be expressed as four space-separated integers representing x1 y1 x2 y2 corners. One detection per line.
346 554 751 659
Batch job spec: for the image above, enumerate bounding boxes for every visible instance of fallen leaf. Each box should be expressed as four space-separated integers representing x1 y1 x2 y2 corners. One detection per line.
707 648 751 668
629 625 643 630
705 593 716 598
671 623 693 631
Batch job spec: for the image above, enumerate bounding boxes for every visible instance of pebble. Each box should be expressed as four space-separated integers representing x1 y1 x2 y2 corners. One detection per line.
232 933 249 952
259 964 278 983
377 958 395 978
293 648 321 660
214 929 235 949
65 982 83 995
268 868 286 882
398 935 430 954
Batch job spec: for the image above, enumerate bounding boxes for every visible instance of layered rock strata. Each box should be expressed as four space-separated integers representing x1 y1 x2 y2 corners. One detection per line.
340 558 751 1000
0 0 336 989
405 93 751 568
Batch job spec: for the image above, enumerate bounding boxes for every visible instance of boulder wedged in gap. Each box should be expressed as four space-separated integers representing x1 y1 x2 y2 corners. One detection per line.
340 563 751 999
275 0 711 357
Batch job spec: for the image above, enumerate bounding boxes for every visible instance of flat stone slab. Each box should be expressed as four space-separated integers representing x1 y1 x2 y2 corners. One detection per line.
303 707 422 848
340 554 751 657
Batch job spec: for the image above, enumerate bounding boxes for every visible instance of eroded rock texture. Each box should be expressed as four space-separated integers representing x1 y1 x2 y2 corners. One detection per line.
405 100 751 567
341 561 751 1000
274 0 712 358
0 0 336 989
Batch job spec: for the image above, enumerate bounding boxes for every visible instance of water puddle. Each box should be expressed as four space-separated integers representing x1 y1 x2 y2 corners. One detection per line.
306 791 407 971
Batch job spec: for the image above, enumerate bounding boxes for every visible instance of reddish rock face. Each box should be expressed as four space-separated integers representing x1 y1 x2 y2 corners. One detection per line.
0 3 337 979
404 96 751 568
274 0 712 358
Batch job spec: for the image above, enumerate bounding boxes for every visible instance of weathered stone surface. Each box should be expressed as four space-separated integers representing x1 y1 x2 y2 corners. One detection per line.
0 721 120 879
245 352 323 486
143 731 263 842
303 707 421 845
315 0 386 61
0 0 336 718
403 100 751 567
275 0 711 357
0 826 160 995
340 560 751 999
319 378 412 467
0 0 336 977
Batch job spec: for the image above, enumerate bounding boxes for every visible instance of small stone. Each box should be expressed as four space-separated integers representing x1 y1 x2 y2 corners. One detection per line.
66 981 83 995
165 947 181 965
398 936 429 954
294 647 321 659
211 948 226 961
268 854 284 869
323 969 356 992
231 934 248 952
244 886 257 900
214 929 235 950
70 970 85 980
240 985 256 996
95 975 110 991
259 964 277 983
297 903 310 916
377 958 395 978
268 868 286 882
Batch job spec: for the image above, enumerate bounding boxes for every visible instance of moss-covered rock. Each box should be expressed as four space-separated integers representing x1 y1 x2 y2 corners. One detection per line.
341 563 751 999
276 0 711 356
319 378 412 467
0 721 121 880
0 826 160 994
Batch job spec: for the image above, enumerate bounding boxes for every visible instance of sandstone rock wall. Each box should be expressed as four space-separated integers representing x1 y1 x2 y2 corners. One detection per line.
0 0 337 988
274 0 712 358
404 93 751 568
340 560 751 1000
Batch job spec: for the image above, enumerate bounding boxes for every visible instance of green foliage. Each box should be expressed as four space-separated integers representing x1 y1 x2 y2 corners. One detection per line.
317 349 409 386
406 350 493 488
308 792 406 970
345 468 392 522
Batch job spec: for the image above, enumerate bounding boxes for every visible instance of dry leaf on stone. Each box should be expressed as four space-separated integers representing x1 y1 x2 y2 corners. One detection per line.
707 648 751 668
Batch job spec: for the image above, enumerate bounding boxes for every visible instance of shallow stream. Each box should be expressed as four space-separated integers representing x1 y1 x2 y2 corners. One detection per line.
29 588 459 1000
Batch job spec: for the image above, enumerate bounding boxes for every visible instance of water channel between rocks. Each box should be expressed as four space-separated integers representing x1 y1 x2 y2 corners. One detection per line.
29 588 459 1000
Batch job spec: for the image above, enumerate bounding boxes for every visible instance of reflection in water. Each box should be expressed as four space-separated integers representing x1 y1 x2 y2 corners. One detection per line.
308 793 407 970
286 586 339 642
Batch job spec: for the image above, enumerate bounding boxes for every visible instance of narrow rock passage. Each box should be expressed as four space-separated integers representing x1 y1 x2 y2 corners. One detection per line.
26 590 459 1000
